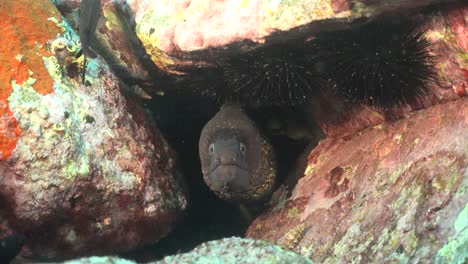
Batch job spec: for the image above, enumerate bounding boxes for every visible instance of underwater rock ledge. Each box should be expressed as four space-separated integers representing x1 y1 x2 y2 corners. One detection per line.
134 0 462 57
0 0 187 260
60 237 313 264
52 0 170 91
247 97 468 263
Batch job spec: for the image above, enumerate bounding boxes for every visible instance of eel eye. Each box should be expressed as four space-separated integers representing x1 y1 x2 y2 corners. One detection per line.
239 142 246 154
209 143 215 155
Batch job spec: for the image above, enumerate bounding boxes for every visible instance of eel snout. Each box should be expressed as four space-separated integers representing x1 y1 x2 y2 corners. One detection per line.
206 137 251 195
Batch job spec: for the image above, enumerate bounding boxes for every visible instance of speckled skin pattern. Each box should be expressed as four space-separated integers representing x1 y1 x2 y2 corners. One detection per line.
199 104 276 202
0 0 187 260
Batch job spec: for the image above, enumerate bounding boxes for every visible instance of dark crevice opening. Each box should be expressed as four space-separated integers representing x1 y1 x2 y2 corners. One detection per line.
119 90 314 261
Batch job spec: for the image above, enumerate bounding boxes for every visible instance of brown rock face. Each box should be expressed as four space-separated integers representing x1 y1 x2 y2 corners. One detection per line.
0 0 187 260
247 98 468 263
53 0 173 94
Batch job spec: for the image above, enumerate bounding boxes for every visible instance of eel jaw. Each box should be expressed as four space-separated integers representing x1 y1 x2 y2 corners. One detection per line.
205 164 252 199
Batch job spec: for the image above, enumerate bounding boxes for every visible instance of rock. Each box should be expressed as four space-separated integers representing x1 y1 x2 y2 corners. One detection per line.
0 0 187 260
246 98 468 263
130 0 461 75
62 256 137 264
52 0 172 93
154 237 313 264
134 0 457 54
56 237 313 264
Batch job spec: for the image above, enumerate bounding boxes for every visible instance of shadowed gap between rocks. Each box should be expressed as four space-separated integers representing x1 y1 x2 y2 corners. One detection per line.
119 90 315 261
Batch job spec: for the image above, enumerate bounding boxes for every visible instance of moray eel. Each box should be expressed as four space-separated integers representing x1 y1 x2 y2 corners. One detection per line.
199 104 277 202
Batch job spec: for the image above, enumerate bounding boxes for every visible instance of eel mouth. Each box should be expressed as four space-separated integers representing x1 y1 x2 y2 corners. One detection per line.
205 164 252 192
207 163 249 175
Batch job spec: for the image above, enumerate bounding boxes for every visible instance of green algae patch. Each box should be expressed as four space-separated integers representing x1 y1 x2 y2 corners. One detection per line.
350 1 374 18
155 237 313 264
435 206 468 264
263 0 336 31
136 10 176 70
330 223 371 262
280 223 307 250
64 256 136 264
288 207 301 219
454 206 468 233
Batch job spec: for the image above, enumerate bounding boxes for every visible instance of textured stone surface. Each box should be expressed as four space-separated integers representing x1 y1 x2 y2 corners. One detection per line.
126 0 463 83
0 0 187 260
133 0 457 54
62 256 136 264
52 0 171 92
57 238 313 264
155 237 313 264
247 97 468 263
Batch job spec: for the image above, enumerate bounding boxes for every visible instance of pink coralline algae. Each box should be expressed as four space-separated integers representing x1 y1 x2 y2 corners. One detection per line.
0 0 187 260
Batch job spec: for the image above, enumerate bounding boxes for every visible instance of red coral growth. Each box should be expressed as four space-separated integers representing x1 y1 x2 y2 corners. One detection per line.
0 0 62 159
462 68 468 80
331 0 352 13
324 166 349 198
0 100 21 161
453 83 466 97
445 7 468 51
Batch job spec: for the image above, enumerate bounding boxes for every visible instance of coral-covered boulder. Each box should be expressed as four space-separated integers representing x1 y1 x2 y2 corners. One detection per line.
52 0 171 93
247 98 468 263
60 237 314 264
0 0 187 260
156 237 314 264
133 0 457 54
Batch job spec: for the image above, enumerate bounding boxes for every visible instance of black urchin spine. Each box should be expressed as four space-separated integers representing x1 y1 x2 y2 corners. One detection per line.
218 41 326 106
314 18 437 107
181 16 437 109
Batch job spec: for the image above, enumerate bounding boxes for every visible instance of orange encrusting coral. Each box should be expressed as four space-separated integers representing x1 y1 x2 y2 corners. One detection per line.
0 100 21 160
14 60 30 86
0 0 62 160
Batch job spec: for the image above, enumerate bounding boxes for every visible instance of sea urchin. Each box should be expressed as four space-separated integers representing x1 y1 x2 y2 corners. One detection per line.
216 40 327 106
180 17 437 109
315 18 437 107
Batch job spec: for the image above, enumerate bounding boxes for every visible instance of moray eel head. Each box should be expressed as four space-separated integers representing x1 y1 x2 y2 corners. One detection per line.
199 104 276 202
206 135 251 194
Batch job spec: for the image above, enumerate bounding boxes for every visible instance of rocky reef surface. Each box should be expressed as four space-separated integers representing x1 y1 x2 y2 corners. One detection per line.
247 98 468 263
60 237 313 264
0 0 187 260
1 0 466 263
